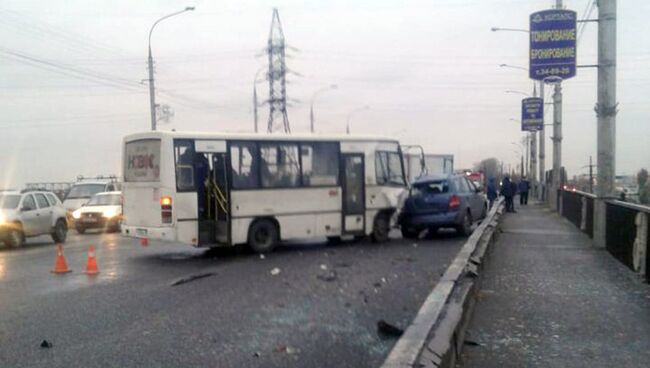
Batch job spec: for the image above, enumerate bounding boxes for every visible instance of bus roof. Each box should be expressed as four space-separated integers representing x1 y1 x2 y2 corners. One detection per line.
123 130 401 144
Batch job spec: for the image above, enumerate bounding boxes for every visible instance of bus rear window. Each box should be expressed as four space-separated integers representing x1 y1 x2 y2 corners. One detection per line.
125 139 161 182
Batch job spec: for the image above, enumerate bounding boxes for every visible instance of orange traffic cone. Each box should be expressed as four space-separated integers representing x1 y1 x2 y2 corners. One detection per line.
51 244 72 274
140 238 149 247
85 245 99 275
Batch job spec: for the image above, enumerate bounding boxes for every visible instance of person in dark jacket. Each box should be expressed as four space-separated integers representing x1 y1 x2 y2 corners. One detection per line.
518 177 530 205
501 176 513 212
510 179 518 212
486 177 498 210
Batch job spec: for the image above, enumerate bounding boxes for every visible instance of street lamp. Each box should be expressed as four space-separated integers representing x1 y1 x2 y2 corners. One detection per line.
505 90 531 97
346 105 369 134
310 84 338 133
147 6 195 131
491 27 529 33
499 64 528 72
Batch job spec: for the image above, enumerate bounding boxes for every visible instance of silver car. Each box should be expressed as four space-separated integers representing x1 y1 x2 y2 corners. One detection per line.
0 190 68 248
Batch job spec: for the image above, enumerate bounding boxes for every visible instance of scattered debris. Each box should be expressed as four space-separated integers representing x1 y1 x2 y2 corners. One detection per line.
377 320 404 337
270 267 281 276
259 254 265 260
334 262 351 268
170 272 216 286
317 270 338 282
381 277 387 283
320 264 328 270
373 282 382 288
412 243 418 247
253 351 261 358
464 339 483 347
275 345 298 354
40 340 53 348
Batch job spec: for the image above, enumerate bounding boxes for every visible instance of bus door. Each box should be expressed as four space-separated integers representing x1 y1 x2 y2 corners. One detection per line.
195 140 229 245
212 153 230 244
341 154 365 234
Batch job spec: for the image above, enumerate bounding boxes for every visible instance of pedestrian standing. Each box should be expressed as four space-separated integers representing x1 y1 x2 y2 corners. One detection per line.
501 176 513 212
510 179 518 213
487 177 497 210
518 176 530 205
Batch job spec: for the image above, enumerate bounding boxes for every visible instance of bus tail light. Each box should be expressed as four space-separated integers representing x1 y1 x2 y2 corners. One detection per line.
161 196 172 224
448 195 461 209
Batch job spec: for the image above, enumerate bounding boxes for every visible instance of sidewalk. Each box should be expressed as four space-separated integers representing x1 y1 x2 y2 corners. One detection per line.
460 202 650 368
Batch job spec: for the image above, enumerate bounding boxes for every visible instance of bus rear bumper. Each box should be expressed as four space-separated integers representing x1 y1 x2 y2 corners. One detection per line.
121 225 176 243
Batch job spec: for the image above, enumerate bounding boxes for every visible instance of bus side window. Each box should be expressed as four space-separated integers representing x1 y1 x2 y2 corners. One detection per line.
301 142 339 186
174 140 195 191
230 142 259 189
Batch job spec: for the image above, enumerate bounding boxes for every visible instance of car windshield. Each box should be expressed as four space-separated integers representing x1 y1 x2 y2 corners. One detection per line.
0 195 21 209
66 184 106 199
86 194 121 206
413 180 449 195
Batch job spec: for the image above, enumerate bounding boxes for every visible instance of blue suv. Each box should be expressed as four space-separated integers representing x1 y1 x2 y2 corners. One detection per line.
398 174 487 238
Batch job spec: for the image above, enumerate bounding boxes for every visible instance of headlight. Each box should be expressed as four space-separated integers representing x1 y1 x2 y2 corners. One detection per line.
102 208 119 218
0 214 6 225
72 210 81 219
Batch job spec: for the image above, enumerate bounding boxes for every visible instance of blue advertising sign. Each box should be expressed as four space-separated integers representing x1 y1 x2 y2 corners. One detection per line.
521 97 544 131
529 9 577 81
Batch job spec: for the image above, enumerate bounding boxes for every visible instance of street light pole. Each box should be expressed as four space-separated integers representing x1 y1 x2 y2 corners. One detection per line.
309 84 337 133
147 7 195 131
346 106 369 134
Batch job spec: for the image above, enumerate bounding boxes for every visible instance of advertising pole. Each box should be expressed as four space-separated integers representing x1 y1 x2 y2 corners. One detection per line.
539 80 545 199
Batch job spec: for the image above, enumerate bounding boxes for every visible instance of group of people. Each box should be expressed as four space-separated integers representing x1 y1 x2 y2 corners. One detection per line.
485 176 530 213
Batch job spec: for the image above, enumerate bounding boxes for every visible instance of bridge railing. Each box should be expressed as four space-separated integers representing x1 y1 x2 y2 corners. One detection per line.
559 189 649 284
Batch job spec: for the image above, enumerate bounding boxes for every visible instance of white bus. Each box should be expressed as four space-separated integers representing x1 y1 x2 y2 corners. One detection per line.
121 131 407 253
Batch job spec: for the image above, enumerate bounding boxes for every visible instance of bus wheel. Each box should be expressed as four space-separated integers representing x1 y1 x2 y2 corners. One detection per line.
371 214 390 243
247 219 278 254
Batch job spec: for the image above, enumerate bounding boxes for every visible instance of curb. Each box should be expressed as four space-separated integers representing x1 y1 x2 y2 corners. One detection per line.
381 199 504 368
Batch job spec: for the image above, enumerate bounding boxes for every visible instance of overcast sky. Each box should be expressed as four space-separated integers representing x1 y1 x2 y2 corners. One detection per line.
1 0 648 188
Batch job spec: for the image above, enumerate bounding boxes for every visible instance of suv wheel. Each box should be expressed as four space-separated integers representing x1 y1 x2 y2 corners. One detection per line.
52 219 68 243
6 228 24 248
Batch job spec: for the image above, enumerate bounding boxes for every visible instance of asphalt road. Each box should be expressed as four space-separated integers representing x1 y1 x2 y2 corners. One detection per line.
0 229 465 368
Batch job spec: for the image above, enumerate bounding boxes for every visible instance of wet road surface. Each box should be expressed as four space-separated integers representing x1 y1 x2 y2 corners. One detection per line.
0 230 464 367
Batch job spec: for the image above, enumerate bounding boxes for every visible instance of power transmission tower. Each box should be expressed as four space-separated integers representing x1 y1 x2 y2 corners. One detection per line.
266 8 290 133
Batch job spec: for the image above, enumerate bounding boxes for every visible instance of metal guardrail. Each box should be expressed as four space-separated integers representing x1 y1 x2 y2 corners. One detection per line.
558 189 649 283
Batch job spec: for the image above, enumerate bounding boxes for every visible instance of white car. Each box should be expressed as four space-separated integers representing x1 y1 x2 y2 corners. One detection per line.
63 180 120 221
0 190 68 248
72 191 123 234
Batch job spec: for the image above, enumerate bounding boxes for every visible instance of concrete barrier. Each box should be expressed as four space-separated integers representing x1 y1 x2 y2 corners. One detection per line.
381 199 503 368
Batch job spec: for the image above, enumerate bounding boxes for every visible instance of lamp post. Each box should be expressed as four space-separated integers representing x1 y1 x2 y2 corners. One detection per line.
346 105 369 134
309 84 337 133
147 6 195 131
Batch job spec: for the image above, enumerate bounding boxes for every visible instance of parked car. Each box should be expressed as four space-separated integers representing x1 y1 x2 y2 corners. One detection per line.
0 190 68 247
398 174 487 238
72 191 122 234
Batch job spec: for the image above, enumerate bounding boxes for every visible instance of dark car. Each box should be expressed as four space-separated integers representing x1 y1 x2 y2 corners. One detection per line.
398 174 487 238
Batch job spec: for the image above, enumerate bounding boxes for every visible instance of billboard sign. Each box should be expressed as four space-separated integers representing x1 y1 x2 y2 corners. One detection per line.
521 97 544 131
529 9 577 81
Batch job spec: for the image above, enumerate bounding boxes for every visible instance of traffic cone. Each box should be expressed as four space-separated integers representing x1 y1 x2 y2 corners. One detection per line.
140 238 149 247
51 245 71 274
85 245 99 275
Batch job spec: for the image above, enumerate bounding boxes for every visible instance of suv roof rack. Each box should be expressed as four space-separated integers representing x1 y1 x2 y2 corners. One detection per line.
75 175 120 182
